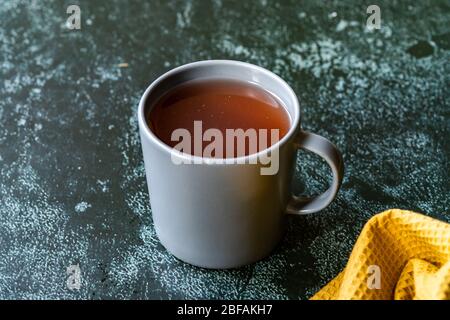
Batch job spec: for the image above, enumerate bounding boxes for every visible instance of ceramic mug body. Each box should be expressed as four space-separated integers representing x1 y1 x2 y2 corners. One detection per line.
138 60 343 269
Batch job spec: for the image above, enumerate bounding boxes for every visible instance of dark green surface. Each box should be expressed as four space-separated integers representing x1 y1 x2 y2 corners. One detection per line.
0 0 449 299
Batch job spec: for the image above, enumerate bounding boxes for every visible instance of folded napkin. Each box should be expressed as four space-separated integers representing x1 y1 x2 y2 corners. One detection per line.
311 209 450 300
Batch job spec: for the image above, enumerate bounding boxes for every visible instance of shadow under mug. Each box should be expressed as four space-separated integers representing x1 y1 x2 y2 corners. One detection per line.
138 60 344 269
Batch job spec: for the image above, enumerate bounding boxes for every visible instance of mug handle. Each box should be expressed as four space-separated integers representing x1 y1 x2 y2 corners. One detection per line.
286 130 344 215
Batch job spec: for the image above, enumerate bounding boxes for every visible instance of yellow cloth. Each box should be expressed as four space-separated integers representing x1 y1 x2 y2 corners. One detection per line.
311 209 450 300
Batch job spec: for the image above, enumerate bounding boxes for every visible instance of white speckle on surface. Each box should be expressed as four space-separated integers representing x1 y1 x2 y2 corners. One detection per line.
97 180 110 193
336 78 345 92
383 25 392 38
176 2 192 29
17 118 26 126
288 39 342 77
328 12 337 19
108 124 115 130
336 20 348 32
218 38 251 57
336 20 358 32
75 202 91 213
34 123 42 131
95 66 120 81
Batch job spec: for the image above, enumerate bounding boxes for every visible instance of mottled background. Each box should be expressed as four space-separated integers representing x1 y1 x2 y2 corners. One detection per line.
0 0 449 299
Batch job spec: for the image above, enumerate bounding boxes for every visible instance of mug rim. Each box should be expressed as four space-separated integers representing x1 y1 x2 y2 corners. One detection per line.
137 60 301 165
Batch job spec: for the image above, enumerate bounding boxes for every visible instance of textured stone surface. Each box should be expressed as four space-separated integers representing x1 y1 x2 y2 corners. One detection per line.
0 0 448 299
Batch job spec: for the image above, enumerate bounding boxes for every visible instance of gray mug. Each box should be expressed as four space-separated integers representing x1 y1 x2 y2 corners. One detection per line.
138 60 344 269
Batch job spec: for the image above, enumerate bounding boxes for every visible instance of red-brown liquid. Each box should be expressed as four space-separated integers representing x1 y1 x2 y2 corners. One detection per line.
148 79 291 158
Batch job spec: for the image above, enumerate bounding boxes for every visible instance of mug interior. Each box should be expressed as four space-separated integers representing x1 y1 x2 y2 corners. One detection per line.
139 60 301 162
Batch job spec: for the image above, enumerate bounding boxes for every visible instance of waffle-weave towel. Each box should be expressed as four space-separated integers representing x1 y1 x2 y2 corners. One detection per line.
311 209 450 300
